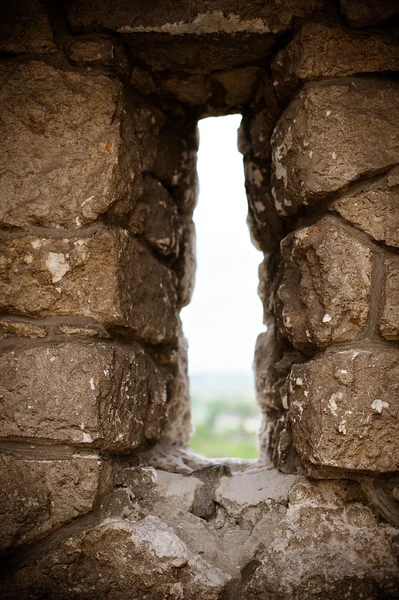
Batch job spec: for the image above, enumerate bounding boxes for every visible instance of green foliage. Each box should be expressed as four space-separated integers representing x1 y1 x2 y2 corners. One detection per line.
189 381 260 459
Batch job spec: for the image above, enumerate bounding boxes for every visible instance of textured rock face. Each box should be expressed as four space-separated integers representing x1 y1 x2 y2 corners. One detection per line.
332 167 399 248
0 341 167 450
271 80 399 215
2 1 399 598
0 0 56 54
272 22 399 97
289 349 399 473
0 453 109 554
241 480 399 599
277 217 372 352
0 62 140 229
0 231 178 343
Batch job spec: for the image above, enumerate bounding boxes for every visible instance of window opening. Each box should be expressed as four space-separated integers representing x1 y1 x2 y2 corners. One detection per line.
180 115 264 459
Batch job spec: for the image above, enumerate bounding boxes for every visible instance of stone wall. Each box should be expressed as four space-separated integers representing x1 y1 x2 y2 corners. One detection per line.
1 0 399 598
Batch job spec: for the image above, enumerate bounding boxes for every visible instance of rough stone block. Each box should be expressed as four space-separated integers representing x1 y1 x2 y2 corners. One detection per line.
174 220 196 308
65 36 129 75
0 61 140 229
0 229 178 344
2 516 229 599
277 217 372 352
66 0 322 37
271 80 399 215
0 0 56 54
128 176 180 257
161 74 212 105
272 23 399 97
339 0 399 28
380 257 399 341
0 341 167 450
289 349 399 473
161 323 192 445
241 480 399 599
0 453 108 553
211 67 261 105
332 168 399 248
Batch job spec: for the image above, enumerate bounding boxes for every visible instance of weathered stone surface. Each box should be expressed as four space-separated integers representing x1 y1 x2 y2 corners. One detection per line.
212 66 261 105
332 168 399 248
289 349 399 473
161 322 192 445
214 468 301 519
0 319 47 339
0 229 178 343
380 257 399 341
241 479 399 599
66 0 322 36
272 23 399 96
277 217 372 352
3 516 230 599
339 0 399 28
128 176 180 257
65 36 129 75
175 220 196 308
0 61 140 229
254 326 304 414
0 454 107 553
0 341 167 449
0 0 56 54
271 80 399 216
161 74 212 105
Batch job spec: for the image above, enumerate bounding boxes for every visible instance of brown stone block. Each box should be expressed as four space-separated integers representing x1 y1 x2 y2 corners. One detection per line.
277 217 371 352
289 349 399 473
1 515 229 599
333 167 399 249
272 22 399 97
0 341 167 450
0 61 141 229
339 0 399 28
0 453 108 553
0 0 56 54
128 176 180 258
174 220 196 308
65 36 129 75
271 80 399 215
380 257 399 341
0 229 178 343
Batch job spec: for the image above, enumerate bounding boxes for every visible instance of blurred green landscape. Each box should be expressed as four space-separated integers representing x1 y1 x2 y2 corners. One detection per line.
189 372 260 459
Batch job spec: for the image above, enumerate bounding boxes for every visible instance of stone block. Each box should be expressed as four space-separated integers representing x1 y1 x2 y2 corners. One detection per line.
174 220 196 309
2 516 230 599
0 453 108 553
211 67 261 105
339 0 399 28
65 36 129 75
0 0 56 54
128 176 180 257
0 341 167 450
241 480 399 599
289 349 399 473
66 0 322 37
0 319 47 339
272 23 399 97
161 74 212 105
277 217 371 352
271 80 399 215
380 257 399 341
0 61 140 229
332 167 399 248
0 229 178 344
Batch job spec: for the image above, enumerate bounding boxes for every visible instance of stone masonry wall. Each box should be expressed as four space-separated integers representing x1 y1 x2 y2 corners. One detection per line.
1 0 399 598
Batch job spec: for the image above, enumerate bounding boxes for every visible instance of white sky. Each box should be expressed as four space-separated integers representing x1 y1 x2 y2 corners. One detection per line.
180 115 265 375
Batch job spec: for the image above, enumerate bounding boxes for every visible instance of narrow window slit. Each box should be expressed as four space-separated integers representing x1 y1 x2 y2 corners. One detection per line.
181 114 264 459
